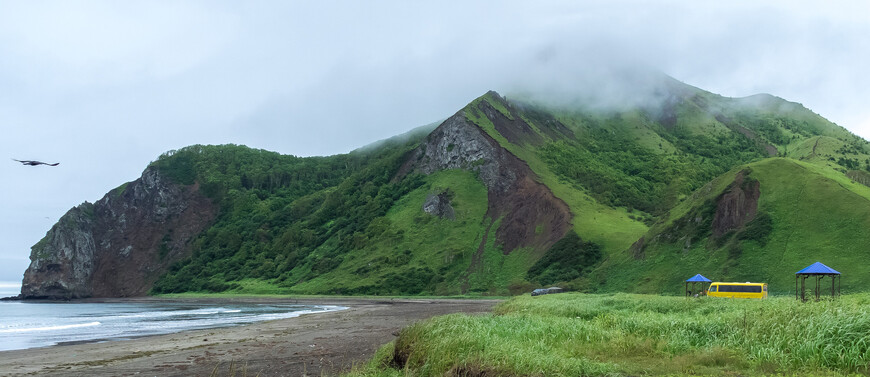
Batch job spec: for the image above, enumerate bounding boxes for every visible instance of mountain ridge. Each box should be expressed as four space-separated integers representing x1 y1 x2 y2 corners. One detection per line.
21 75 870 298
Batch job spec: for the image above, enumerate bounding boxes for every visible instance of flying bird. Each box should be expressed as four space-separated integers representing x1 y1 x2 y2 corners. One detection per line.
12 159 59 166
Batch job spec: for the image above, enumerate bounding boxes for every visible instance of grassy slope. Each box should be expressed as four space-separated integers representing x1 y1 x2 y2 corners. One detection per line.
466 93 648 254
499 86 870 294
600 158 870 295
348 293 870 377
468 89 765 264
726 93 870 172
288 169 500 295
270 168 536 296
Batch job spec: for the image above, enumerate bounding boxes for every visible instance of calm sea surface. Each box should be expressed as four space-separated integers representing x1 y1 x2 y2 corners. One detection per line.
0 291 345 351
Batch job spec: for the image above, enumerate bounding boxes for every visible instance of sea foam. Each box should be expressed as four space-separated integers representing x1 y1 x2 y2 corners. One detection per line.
0 321 101 333
0 302 345 351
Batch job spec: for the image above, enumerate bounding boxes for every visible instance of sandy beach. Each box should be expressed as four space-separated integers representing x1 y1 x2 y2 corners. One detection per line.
0 297 498 377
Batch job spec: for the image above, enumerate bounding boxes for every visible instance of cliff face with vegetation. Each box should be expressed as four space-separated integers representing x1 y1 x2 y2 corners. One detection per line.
21 73 870 297
403 102 572 254
21 203 96 299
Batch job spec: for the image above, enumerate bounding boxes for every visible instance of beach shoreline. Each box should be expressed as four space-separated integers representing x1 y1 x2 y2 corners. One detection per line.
0 297 498 376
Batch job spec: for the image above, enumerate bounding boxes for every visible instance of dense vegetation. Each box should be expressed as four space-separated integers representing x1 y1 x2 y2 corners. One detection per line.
347 293 870 376
538 122 763 215
151 138 430 294
150 144 355 200
526 232 602 286
137 74 870 297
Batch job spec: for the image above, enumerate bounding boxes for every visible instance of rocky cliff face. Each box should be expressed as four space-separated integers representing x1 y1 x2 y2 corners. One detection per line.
407 107 516 193
711 170 761 237
400 93 572 254
630 169 762 259
20 204 97 299
21 167 216 299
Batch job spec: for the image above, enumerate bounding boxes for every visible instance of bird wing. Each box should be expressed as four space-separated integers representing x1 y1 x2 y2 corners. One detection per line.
12 159 58 166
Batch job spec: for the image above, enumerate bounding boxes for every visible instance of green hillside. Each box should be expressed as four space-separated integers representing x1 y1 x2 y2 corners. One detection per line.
598 158 870 295
142 74 870 296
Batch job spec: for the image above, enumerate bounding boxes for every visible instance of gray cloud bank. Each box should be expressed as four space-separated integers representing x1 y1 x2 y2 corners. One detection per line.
1 1 868 281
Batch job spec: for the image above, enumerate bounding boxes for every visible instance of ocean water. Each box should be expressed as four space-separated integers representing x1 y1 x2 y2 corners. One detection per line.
0 300 345 351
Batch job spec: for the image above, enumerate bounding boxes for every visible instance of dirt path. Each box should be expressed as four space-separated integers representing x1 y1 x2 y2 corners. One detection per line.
0 298 498 377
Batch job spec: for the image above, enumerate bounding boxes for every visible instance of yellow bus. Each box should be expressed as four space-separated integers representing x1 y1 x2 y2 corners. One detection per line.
706 282 768 299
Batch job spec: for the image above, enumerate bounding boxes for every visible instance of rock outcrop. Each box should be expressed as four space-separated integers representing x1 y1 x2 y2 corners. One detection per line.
712 170 761 238
21 167 216 299
422 191 455 220
20 204 97 299
400 92 572 254
410 107 517 194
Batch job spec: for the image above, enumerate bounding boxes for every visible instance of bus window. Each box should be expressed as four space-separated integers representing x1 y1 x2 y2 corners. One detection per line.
709 286 717 292
720 285 762 293
763 285 767 291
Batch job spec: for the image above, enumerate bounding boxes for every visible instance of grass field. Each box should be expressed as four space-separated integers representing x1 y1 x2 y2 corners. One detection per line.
346 292 870 376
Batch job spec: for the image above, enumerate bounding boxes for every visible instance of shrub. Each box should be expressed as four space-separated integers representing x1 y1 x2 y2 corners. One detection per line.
527 232 602 286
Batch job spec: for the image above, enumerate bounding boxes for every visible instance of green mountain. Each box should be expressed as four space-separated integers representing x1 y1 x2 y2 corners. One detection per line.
21 74 870 298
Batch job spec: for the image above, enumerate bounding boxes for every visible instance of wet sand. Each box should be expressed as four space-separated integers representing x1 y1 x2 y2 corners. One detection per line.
0 297 498 376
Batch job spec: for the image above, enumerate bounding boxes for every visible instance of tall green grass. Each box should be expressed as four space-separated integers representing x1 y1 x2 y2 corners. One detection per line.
347 293 870 376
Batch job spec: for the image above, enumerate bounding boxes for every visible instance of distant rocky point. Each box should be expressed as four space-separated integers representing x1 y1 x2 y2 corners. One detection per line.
21 167 216 299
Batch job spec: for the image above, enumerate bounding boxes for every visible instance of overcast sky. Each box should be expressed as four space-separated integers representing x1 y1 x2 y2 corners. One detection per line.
1 1 868 283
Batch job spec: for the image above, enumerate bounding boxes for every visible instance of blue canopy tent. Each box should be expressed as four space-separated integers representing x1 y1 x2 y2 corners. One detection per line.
795 262 840 301
685 274 712 297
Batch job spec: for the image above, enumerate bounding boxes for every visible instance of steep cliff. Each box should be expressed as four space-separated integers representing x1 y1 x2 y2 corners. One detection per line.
20 203 96 299
401 102 572 254
711 170 761 238
21 167 216 299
